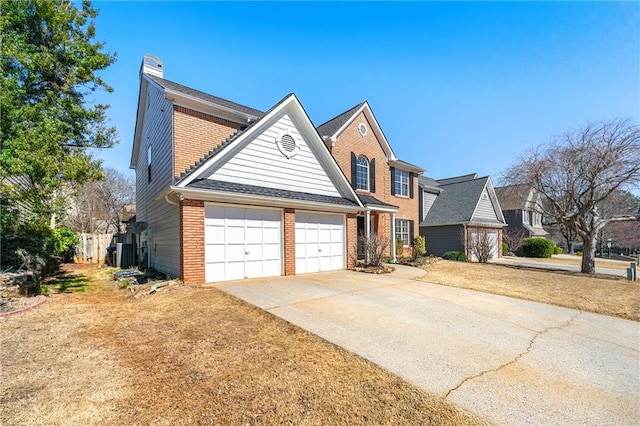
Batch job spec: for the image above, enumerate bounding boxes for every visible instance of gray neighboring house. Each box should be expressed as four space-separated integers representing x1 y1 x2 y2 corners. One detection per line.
419 173 506 260
494 184 549 238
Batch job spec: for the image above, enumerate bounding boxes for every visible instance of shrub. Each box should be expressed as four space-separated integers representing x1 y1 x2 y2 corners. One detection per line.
576 251 583 256
522 238 555 258
502 242 509 256
412 236 426 260
46 226 79 262
442 251 467 262
553 246 563 255
395 239 405 257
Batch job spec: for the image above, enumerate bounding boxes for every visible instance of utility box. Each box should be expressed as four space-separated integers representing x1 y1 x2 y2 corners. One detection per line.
116 243 136 269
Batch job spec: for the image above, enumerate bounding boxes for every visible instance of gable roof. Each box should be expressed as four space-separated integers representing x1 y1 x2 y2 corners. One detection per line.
316 101 398 162
420 174 505 227
171 92 363 209
316 102 366 139
147 75 264 118
494 184 534 211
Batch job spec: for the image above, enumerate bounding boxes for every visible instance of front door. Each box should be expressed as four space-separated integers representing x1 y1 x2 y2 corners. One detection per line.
356 215 377 260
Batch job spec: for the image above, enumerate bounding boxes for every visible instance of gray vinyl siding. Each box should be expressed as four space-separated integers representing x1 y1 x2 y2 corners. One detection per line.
135 83 180 277
421 191 438 221
472 188 499 222
420 225 465 256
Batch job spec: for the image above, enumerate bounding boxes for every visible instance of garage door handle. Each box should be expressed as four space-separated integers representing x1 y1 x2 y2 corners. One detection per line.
245 251 250 255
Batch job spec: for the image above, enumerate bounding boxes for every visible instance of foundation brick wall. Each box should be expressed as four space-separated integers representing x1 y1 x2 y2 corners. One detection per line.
284 208 295 275
180 199 205 284
173 106 242 177
329 112 420 253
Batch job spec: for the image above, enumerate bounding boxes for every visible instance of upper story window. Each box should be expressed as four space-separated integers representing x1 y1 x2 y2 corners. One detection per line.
394 169 409 197
355 155 369 191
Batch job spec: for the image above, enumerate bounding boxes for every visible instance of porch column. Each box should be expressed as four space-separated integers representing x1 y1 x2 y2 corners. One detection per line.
365 210 371 263
391 212 396 263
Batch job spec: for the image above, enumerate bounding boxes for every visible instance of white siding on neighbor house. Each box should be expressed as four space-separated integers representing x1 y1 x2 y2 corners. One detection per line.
472 188 500 222
422 191 438 221
207 113 341 197
135 83 180 277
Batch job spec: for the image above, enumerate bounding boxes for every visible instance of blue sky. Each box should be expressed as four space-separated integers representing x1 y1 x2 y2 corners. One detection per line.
90 1 639 183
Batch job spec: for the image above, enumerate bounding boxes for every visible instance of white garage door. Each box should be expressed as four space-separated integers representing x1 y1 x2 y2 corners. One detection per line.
205 205 281 282
295 212 344 274
470 229 499 262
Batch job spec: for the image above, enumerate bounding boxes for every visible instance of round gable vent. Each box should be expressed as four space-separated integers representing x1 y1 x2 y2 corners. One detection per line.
275 130 300 159
358 123 368 137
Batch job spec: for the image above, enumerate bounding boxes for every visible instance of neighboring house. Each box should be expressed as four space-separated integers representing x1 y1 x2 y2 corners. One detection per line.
317 102 424 259
419 173 506 260
494 184 549 238
131 55 364 283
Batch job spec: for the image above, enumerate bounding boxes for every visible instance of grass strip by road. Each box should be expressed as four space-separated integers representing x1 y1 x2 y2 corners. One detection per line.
421 260 639 321
1 264 484 425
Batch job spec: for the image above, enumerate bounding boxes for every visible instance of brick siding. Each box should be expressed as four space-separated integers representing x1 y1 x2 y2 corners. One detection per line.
330 111 420 254
283 208 295 275
180 199 205 284
173 105 242 177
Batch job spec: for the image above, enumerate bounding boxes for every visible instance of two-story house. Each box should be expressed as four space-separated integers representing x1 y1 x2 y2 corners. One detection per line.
131 55 422 284
494 184 549 238
316 102 424 259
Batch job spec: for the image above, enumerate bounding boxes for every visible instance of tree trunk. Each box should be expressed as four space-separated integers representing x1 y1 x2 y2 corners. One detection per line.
581 234 597 274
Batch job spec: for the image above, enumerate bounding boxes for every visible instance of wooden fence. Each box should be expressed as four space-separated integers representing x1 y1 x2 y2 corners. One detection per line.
75 233 113 264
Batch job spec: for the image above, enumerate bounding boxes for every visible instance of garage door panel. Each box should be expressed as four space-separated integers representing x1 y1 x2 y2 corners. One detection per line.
246 228 263 243
205 244 226 263
295 213 344 274
205 225 224 242
264 243 280 259
205 206 282 282
331 242 342 255
226 262 245 281
264 227 281 242
263 259 280 276
205 262 225 282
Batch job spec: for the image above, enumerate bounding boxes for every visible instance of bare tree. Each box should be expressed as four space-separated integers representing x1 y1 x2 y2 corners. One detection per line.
502 227 528 254
64 168 135 234
352 233 390 267
504 119 640 273
470 228 493 263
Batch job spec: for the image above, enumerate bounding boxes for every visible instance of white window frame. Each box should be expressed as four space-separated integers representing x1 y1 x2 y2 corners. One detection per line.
395 219 410 247
355 155 369 191
394 169 409 197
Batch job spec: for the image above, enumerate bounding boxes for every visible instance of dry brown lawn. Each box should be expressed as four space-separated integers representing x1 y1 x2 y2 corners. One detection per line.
421 260 640 321
1 264 483 426
514 255 631 271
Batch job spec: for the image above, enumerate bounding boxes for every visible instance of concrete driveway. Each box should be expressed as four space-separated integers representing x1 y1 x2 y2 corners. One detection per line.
214 266 639 425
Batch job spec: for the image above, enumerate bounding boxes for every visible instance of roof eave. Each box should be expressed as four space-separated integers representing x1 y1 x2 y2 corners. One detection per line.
171 186 362 213
165 88 261 124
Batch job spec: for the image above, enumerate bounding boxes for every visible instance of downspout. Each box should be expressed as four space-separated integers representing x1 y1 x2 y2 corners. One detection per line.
463 223 468 258
165 194 179 206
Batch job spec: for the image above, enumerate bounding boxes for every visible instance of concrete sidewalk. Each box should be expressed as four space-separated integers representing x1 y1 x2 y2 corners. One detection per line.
215 268 640 425
491 255 629 277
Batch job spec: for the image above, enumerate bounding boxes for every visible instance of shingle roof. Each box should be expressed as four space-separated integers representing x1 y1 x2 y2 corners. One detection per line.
435 173 478 186
420 175 491 226
391 159 425 173
494 184 532 211
357 194 398 209
316 102 366 137
147 75 264 117
419 176 441 192
187 179 359 207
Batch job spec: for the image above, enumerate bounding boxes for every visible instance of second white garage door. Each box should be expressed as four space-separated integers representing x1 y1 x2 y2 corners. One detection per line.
295 212 344 274
205 205 282 282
